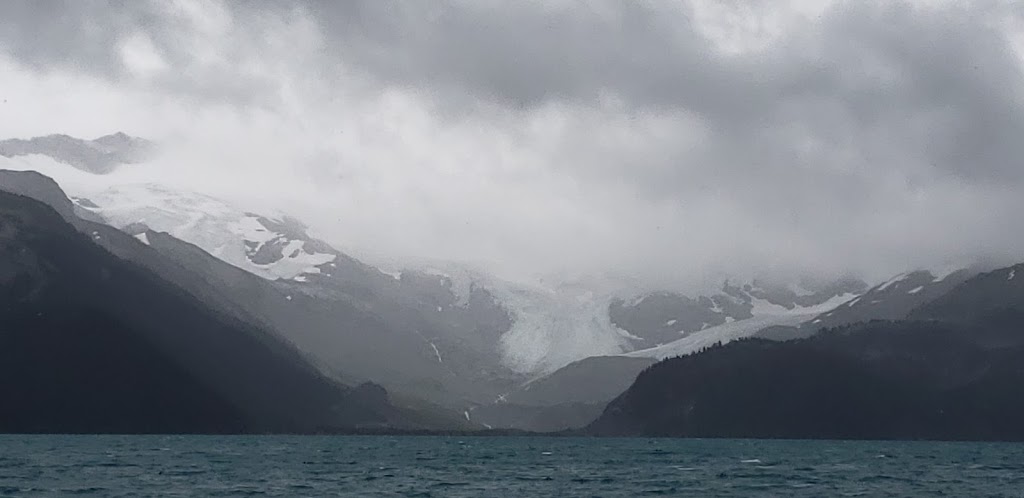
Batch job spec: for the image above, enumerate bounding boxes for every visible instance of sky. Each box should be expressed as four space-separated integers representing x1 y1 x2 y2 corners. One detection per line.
1 0 1023 291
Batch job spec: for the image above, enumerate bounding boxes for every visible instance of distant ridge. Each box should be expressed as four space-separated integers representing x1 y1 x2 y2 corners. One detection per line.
0 132 154 174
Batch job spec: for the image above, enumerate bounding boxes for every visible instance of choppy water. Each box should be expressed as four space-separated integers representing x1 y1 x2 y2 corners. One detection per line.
1 435 1024 497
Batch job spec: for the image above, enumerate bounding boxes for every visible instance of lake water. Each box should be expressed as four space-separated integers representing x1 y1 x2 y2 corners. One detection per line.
1 435 1023 497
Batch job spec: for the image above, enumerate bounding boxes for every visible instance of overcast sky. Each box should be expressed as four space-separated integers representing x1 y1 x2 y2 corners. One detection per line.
2 0 1023 290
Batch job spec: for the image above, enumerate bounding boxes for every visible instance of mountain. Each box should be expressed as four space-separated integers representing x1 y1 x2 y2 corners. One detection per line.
11 132 984 434
610 279 866 348
71 184 522 409
0 133 154 174
609 279 865 349
470 284 861 431
0 170 518 424
795 269 977 333
0 187 417 434
469 355 657 432
586 262 1024 440
911 264 1024 324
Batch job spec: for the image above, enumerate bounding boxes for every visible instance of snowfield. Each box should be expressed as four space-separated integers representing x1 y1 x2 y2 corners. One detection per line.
626 293 856 361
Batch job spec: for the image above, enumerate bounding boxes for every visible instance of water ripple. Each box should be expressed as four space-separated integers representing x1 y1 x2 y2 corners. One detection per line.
0 436 1022 497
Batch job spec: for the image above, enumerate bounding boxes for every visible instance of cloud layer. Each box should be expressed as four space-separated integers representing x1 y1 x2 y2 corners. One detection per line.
2 0 1023 290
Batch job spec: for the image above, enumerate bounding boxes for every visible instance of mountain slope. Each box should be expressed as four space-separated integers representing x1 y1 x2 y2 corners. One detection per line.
610 279 865 349
470 286 856 431
587 264 1024 440
801 269 976 331
0 188 409 433
0 169 515 421
911 263 1024 324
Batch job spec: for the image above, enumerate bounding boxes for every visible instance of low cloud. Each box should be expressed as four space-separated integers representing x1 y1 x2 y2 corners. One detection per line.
1 0 1023 290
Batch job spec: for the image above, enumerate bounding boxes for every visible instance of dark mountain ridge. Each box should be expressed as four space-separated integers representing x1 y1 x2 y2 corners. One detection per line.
0 188 410 434
587 264 1024 441
0 170 488 428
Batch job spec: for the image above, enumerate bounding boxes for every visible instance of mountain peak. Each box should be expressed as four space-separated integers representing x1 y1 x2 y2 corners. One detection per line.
0 132 155 174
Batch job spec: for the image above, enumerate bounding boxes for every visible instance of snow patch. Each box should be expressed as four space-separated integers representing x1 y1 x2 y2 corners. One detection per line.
47 183 338 281
754 293 856 317
907 286 924 294
626 292 856 362
876 273 907 292
134 232 150 245
241 220 336 280
665 319 678 327
628 312 817 361
931 265 964 283
429 342 443 364
1010 269 1017 281
379 269 402 280
749 298 788 316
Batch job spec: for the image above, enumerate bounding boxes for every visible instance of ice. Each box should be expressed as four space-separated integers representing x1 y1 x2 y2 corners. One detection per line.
37 181 338 282
429 342 443 364
628 293 856 361
495 281 632 374
628 313 813 361
876 273 907 291
378 269 402 280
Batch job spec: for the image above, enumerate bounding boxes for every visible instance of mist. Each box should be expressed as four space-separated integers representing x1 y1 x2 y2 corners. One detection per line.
2 0 1024 291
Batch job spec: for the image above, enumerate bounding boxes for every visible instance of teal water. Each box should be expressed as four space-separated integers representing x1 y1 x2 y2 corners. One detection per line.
1 436 1023 497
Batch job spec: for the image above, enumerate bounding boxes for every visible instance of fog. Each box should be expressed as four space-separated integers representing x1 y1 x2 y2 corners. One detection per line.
2 0 1023 291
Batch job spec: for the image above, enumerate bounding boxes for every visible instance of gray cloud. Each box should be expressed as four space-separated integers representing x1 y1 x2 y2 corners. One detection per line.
1 0 1023 289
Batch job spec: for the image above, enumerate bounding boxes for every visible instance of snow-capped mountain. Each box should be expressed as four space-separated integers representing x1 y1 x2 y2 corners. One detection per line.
800 268 978 332
620 289 857 360
73 184 340 282
0 133 154 174
910 263 1024 324
609 278 866 349
470 284 862 430
11 131 985 432
0 132 870 380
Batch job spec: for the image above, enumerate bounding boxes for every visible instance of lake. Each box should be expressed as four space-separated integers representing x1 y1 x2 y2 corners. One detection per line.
1 435 1023 496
